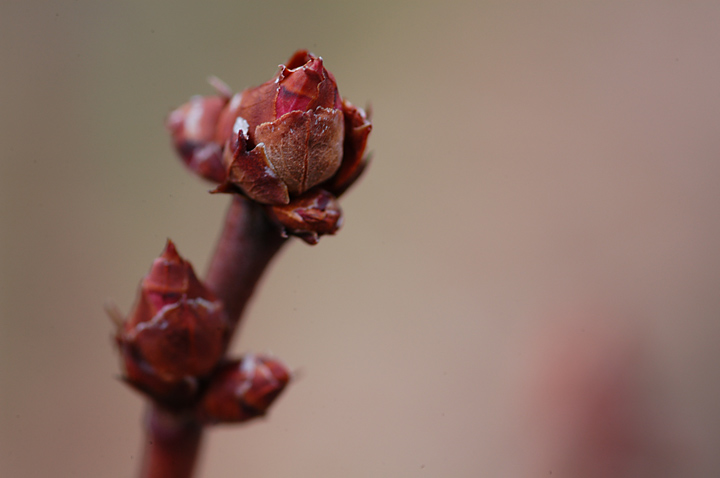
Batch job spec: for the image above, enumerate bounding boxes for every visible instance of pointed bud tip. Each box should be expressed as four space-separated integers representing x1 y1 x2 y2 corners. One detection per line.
142 239 190 292
162 239 180 260
302 56 324 73
135 239 217 318
285 49 312 69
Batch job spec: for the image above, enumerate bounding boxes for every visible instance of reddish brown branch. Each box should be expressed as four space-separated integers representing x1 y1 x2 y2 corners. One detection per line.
139 196 286 478
205 195 287 331
139 408 203 478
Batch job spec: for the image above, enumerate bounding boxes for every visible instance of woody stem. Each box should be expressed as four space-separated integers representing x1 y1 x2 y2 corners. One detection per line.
205 195 287 332
138 408 202 478
139 196 287 478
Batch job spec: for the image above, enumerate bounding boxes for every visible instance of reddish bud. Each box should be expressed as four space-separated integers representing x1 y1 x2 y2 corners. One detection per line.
266 188 343 244
167 51 372 242
233 50 342 143
224 51 345 204
127 297 226 380
124 240 216 329
116 241 229 402
197 355 290 424
167 92 229 183
117 343 199 406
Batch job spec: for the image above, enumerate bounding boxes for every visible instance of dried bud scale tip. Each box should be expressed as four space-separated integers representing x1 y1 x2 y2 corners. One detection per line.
116 241 229 402
198 355 291 424
167 49 373 243
207 75 233 99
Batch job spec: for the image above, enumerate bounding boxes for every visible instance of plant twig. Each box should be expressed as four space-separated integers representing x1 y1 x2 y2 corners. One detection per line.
139 407 203 478
138 196 286 478
205 195 287 333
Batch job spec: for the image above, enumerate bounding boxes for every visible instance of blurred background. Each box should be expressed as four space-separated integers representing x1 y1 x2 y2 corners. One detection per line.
3 1 720 476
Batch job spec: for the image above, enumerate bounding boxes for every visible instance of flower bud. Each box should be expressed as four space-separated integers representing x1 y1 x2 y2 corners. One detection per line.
266 189 342 244
167 51 373 242
167 92 229 183
197 355 290 424
224 50 345 204
116 241 229 402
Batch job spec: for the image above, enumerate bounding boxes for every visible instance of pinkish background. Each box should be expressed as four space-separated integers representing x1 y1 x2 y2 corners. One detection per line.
2 2 720 477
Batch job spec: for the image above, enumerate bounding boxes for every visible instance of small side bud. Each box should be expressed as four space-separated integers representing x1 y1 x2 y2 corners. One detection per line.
197 354 290 424
265 189 342 244
167 94 229 183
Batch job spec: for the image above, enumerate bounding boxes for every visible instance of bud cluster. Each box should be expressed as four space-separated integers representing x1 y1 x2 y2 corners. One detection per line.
167 50 372 244
114 241 289 422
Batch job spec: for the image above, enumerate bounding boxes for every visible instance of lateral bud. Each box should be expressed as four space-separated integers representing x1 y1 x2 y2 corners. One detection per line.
166 81 231 183
197 354 291 424
265 188 343 244
115 240 229 404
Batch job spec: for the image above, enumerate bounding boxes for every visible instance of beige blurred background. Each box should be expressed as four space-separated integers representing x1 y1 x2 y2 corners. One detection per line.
3 1 720 477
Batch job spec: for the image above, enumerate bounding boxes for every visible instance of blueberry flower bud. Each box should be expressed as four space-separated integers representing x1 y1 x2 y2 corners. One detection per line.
197 355 290 424
167 83 230 183
115 241 229 403
265 188 342 245
224 50 345 203
167 50 372 242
